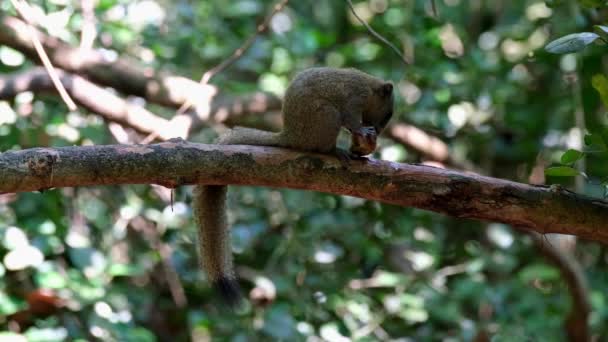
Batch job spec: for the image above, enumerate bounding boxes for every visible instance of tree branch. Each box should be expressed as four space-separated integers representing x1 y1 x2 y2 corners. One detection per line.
386 123 475 170
0 67 173 137
528 232 590 342
0 15 280 115
0 15 472 168
0 15 465 166
1 142 607 243
0 67 282 138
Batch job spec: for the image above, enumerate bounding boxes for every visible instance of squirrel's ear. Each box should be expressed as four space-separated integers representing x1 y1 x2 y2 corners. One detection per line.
378 83 393 97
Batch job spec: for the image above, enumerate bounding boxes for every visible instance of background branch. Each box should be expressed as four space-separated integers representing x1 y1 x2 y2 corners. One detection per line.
0 15 472 168
0 68 282 139
528 232 590 341
0 15 212 108
0 62 466 167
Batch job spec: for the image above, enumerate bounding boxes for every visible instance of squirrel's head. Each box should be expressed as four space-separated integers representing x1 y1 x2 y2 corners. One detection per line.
365 82 394 134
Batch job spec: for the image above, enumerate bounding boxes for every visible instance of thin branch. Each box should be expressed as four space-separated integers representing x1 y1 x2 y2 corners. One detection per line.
529 232 590 342
9 0 77 111
200 0 290 85
79 0 97 49
1 142 607 243
175 0 289 116
430 0 438 18
525 155 590 341
130 216 187 308
346 0 409 65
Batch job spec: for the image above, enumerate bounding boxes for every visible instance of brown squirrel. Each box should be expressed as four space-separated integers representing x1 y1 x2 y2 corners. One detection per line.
192 67 394 305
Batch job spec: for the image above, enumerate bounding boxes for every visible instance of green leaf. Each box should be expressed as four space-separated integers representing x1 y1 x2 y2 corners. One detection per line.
600 127 608 148
519 264 560 282
544 0 564 8
545 32 600 54
0 292 20 315
545 166 580 177
592 74 608 107
580 0 605 8
560 149 584 164
584 133 608 151
108 263 144 277
594 25 608 41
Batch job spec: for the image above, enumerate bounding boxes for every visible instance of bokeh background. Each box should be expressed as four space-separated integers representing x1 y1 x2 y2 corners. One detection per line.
1 0 608 340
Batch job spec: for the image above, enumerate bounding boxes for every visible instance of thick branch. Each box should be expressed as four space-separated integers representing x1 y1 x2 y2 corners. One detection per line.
1 142 607 243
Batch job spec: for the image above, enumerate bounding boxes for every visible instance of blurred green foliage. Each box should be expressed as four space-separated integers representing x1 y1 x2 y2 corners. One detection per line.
1 0 608 340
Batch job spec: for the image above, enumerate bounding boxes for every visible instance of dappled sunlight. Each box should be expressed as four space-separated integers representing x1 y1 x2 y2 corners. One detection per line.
501 39 528 62
487 224 514 249
270 12 292 35
0 46 25 67
126 1 166 28
1 0 605 339
447 101 493 131
398 80 421 105
0 101 17 125
389 124 449 161
2 227 44 271
439 24 464 58
526 2 552 21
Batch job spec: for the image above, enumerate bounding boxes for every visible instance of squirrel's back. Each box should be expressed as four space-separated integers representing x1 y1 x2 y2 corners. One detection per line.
280 67 393 153
285 67 386 103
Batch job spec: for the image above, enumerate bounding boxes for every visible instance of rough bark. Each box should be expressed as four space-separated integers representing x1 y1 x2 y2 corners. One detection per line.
1 142 607 243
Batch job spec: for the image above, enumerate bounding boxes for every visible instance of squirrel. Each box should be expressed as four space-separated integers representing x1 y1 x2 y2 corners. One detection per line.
192 67 394 306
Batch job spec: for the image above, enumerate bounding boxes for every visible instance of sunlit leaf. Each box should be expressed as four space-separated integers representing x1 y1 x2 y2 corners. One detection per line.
560 149 584 164
584 133 608 151
519 264 560 282
580 0 605 8
594 25 608 41
600 127 608 148
544 0 565 8
545 32 599 54
592 74 608 107
544 166 580 177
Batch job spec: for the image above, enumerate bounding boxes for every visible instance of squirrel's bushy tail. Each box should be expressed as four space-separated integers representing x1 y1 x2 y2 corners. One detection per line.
192 185 241 307
193 127 282 307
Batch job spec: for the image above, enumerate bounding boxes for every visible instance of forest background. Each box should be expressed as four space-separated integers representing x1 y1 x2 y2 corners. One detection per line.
1 0 608 340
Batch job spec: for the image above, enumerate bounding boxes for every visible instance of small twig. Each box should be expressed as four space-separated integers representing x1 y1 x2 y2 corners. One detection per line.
79 0 97 49
529 232 590 341
130 217 187 308
345 0 409 66
430 0 438 18
9 0 77 111
174 0 290 116
142 0 289 143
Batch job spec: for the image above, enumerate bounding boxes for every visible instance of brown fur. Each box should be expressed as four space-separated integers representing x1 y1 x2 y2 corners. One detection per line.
194 67 394 305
